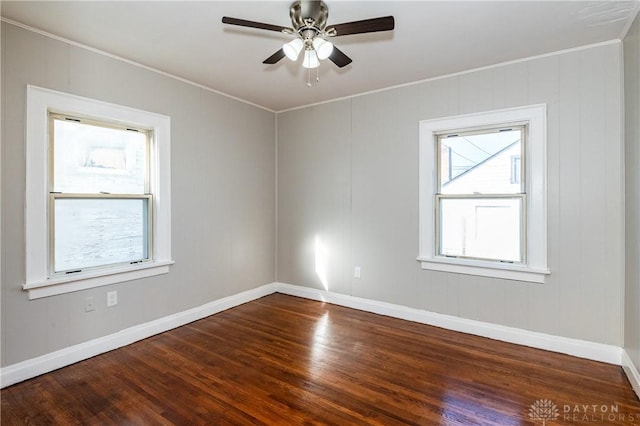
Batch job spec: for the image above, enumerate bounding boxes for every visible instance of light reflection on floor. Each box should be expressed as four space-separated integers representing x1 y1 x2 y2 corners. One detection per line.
309 311 330 379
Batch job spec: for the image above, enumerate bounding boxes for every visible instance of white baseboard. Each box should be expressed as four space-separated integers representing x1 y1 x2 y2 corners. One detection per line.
2 281 633 396
274 282 623 365
0 283 276 389
622 350 640 399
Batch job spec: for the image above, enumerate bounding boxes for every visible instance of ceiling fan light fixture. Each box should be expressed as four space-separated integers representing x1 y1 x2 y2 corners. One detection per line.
312 38 334 60
283 38 304 61
302 49 320 69
223 1 395 73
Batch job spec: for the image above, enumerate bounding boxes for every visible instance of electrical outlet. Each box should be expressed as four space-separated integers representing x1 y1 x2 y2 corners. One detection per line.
107 291 118 307
85 296 96 312
354 267 361 278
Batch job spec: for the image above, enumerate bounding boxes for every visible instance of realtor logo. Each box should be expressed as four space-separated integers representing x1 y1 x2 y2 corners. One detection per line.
528 399 560 425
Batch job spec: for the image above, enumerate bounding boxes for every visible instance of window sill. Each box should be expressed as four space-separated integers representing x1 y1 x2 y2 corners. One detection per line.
417 256 549 283
23 260 175 299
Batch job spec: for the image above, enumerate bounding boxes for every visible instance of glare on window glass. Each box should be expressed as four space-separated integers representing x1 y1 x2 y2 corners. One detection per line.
439 197 522 262
53 198 149 272
52 118 147 194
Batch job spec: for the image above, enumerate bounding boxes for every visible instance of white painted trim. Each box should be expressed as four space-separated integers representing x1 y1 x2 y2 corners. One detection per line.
274 114 279 280
25 85 173 298
622 350 640 399
0 283 277 388
0 18 621 115
277 40 622 114
0 18 275 113
417 257 549 284
418 104 548 284
274 283 622 365
1 282 629 390
25 261 174 300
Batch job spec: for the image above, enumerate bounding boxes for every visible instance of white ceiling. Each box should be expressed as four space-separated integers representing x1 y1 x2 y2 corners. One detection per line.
2 1 638 112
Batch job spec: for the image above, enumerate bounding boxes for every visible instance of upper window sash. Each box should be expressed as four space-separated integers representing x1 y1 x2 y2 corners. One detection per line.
49 113 151 195
435 125 527 195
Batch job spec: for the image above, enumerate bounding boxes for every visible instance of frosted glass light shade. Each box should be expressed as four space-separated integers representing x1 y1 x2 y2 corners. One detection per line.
283 38 303 61
312 38 334 60
302 49 320 68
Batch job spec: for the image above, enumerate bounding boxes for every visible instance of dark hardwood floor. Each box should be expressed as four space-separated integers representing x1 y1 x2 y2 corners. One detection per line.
2 293 639 425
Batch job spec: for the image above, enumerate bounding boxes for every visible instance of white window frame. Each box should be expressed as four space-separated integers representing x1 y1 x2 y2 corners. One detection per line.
49 114 154 276
435 125 527 263
25 86 173 299
418 104 549 283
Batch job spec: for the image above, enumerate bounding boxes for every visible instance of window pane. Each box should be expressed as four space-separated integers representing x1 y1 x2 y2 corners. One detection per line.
439 197 522 262
440 129 522 194
54 198 149 272
53 118 147 194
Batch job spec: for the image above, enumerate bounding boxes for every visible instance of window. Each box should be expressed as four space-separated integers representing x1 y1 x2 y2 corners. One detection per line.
436 126 525 263
50 115 152 274
25 86 172 299
418 105 548 283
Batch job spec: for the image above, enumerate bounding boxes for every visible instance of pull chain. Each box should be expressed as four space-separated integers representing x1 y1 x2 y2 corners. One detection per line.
306 66 320 87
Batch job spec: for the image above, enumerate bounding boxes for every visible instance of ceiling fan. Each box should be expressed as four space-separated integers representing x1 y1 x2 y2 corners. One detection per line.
221 0 394 70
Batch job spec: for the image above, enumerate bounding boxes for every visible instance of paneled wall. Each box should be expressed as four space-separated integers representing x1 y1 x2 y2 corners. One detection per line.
625 13 640 372
1 23 276 365
277 42 624 346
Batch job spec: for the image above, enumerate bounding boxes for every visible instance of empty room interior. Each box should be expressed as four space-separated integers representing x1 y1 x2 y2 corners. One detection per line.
2 0 640 424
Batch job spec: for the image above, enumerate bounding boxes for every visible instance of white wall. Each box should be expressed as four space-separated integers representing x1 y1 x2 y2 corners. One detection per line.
277 42 624 346
624 13 640 372
1 23 276 366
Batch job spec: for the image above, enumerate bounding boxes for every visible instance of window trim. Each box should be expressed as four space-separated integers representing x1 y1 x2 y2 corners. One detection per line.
418 104 549 283
25 85 173 299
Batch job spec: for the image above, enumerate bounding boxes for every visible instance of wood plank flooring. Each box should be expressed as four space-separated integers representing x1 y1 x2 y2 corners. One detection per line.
2 293 639 425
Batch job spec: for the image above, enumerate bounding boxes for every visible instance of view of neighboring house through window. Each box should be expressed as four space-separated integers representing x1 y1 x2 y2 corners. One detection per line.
50 114 152 274
436 126 525 263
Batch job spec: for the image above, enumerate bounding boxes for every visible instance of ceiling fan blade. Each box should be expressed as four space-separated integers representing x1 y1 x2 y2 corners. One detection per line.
328 16 395 36
328 46 352 68
222 16 290 33
263 49 286 65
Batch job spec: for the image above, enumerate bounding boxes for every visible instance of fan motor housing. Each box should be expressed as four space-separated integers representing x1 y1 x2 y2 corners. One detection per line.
290 1 328 31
